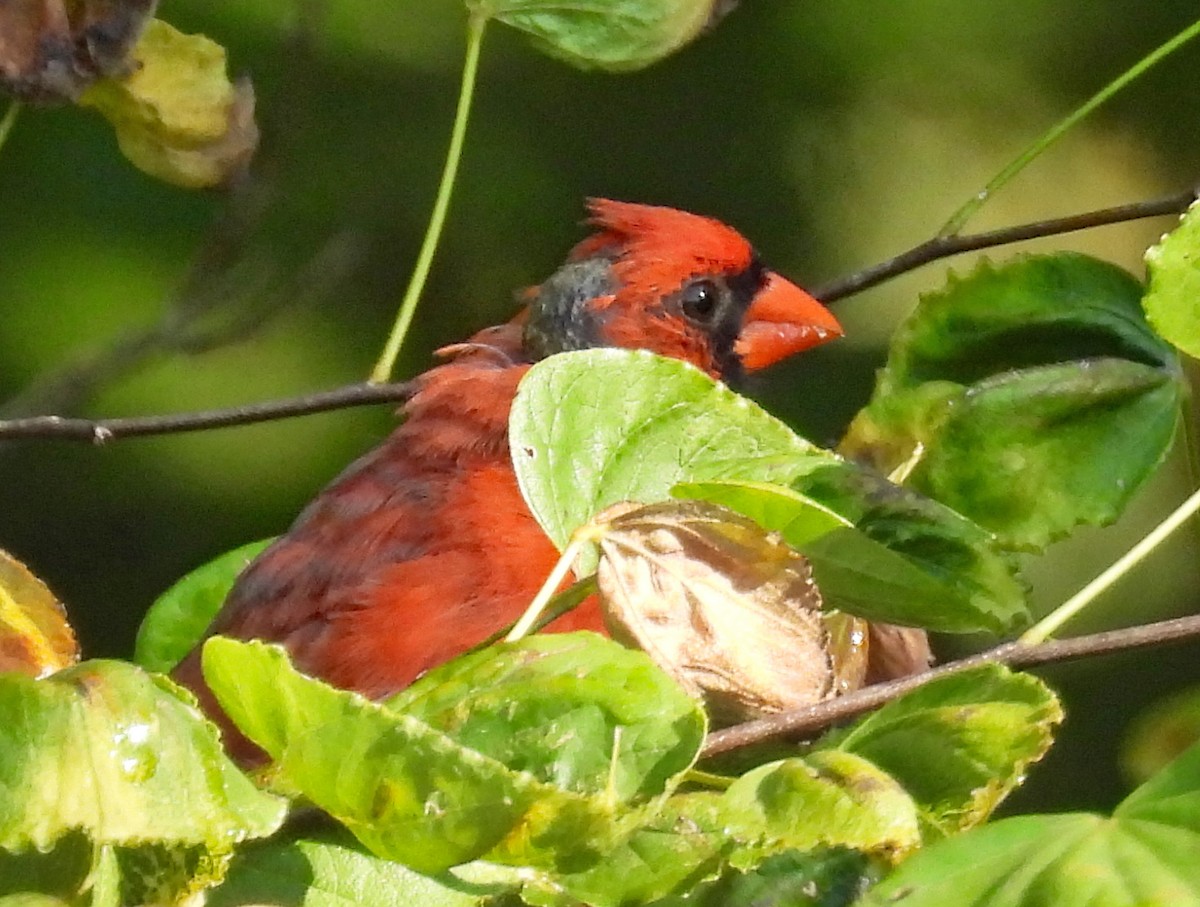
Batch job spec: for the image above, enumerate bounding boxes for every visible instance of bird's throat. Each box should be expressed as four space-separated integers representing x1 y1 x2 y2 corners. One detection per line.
522 256 616 359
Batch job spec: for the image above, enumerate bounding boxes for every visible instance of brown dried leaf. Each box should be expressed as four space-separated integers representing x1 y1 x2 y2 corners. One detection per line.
0 548 78 677
0 0 155 103
864 622 933 685
595 500 867 725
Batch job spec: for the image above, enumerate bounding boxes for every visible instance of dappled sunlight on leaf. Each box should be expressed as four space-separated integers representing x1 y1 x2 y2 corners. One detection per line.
0 660 285 902
824 665 1063 838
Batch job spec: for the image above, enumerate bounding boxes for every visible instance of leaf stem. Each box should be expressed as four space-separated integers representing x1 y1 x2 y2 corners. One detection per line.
939 17 1200 236
1020 486 1200 645
369 12 488 383
506 530 596 642
683 768 734 790
0 101 20 157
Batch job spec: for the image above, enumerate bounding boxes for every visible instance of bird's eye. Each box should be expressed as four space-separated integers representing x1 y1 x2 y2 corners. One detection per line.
680 279 720 323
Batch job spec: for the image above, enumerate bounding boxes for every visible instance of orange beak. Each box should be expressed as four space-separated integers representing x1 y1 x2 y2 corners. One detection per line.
734 271 843 371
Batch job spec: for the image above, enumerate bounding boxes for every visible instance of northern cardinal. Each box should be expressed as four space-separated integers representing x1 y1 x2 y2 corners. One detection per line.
172 199 921 760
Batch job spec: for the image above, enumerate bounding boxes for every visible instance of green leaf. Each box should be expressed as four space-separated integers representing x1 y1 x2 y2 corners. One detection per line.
720 751 920 862
861 738 1200 907
845 254 1182 551
135 538 272 673
526 770 899 907
388 632 705 804
673 481 850 545
520 793 730 907
646 849 875 907
79 19 258 188
876 254 1175 388
1145 200 1200 359
202 637 627 875
1117 734 1200 832
511 349 832 567
210 828 490 907
519 766 891 907
486 0 722 72
0 661 285 900
677 471 1029 634
825 665 1062 837
893 361 1178 551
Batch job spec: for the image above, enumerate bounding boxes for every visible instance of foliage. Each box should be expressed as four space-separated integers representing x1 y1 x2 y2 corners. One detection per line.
860 738 1200 907
842 254 1182 551
0 0 1198 905
134 538 273 674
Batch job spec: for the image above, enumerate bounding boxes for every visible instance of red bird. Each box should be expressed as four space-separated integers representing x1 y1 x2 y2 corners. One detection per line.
172 199 850 757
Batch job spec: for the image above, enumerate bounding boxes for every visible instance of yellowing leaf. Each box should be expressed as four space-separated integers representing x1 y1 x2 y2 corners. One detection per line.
0 549 77 678
80 19 258 188
595 500 867 725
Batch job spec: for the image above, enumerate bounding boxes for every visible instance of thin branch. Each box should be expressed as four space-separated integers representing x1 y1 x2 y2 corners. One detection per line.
939 17 1200 236
0 382 413 444
2 188 1195 443
701 613 1200 758
815 187 1197 303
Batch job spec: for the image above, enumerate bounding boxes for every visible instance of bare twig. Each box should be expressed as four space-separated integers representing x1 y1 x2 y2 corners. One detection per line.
701 613 1200 758
0 382 413 443
814 187 1197 303
2 188 1195 442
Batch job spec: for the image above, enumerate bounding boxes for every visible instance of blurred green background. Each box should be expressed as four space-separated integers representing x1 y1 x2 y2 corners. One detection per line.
1 1 1199 813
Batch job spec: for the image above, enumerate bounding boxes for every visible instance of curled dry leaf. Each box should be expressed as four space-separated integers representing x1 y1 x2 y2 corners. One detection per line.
0 548 78 677
864 622 933 685
79 18 258 188
0 0 156 103
595 500 867 725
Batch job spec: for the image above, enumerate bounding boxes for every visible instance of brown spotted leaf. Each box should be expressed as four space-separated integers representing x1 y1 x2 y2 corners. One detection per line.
595 500 867 725
0 548 78 678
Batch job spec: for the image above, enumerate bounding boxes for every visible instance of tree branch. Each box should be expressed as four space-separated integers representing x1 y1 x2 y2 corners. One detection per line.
1 188 1194 444
814 186 1197 303
701 613 1200 758
0 382 413 443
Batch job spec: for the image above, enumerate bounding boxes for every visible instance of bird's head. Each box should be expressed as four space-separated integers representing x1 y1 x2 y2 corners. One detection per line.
522 199 842 381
